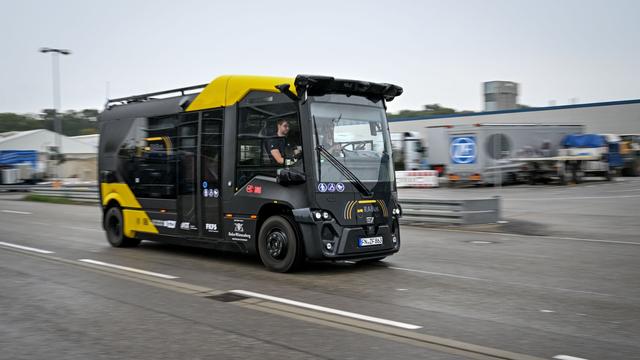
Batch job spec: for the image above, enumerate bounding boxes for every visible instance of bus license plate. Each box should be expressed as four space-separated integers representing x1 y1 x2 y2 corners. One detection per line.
358 236 383 247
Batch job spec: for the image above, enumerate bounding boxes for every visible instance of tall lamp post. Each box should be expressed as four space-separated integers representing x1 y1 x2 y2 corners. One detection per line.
39 47 71 179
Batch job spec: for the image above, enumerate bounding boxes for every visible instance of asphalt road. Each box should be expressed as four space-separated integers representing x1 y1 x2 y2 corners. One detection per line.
1 179 639 359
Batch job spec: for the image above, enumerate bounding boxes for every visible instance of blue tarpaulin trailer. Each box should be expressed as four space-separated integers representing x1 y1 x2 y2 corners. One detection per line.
0 150 38 167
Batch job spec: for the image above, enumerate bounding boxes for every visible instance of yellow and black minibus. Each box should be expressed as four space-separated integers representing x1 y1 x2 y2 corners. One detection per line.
99 75 403 272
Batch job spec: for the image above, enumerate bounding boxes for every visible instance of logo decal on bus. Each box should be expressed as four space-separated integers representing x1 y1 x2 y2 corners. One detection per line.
336 183 345 192
317 183 328 192
450 136 477 164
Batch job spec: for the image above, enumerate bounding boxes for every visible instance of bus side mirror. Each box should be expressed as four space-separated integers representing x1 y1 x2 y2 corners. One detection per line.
277 168 306 186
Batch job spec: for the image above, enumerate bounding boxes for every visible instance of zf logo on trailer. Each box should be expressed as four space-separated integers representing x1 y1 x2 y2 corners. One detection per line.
450 136 477 164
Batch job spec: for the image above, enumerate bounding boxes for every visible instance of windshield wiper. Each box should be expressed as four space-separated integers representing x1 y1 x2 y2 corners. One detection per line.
316 145 372 197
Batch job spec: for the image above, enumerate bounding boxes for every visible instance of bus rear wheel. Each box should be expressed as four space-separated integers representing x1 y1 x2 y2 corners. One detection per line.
258 215 303 272
104 206 141 248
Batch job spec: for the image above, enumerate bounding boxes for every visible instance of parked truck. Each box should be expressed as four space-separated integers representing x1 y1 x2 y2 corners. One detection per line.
516 133 633 184
424 126 451 176
441 124 584 186
619 134 640 176
390 131 426 170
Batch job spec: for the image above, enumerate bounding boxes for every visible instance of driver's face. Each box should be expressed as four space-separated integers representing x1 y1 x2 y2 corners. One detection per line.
278 121 290 136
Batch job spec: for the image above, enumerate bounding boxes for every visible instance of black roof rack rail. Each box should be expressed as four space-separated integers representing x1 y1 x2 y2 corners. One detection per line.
106 83 208 106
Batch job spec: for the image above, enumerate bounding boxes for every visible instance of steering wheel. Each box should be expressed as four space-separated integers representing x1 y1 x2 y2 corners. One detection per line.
341 141 368 152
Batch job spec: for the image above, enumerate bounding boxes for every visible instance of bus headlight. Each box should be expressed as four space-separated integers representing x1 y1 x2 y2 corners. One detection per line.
312 210 333 221
392 205 402 217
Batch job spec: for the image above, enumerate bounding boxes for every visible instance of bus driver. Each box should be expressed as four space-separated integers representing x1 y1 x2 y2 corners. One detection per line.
267 118 301 165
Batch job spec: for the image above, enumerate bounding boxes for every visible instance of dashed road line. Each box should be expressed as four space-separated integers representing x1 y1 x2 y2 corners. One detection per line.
0 241 54 254
78 259 179 279
553 355 589 360
1 209 32 215
229 289 422 330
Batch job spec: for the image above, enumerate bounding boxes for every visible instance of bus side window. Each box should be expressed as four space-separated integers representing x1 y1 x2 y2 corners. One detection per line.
133 116 177 199
236 98 300 189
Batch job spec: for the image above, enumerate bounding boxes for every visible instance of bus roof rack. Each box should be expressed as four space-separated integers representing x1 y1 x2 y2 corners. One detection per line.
106 83 208 106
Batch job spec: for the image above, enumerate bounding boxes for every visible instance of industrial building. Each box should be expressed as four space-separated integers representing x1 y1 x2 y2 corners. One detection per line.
0 129 97 180
389 98 640 143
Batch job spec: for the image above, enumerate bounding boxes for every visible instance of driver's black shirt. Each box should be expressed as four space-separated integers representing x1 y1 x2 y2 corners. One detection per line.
266 137 286 163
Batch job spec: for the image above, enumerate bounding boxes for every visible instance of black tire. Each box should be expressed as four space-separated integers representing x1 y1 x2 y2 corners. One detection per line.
528 175 536 185
104 206 141 248
605 169 613 181
558 173 567 186
571 164 583 184
258 215 304 273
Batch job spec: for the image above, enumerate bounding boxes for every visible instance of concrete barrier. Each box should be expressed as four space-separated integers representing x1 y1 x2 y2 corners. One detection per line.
398 197 501 225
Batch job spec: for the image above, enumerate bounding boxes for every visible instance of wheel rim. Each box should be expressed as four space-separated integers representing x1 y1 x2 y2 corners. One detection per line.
266 228 288 260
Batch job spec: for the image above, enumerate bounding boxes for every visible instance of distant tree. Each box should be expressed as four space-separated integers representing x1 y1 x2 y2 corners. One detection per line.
0 113 43 133
79 128 97 135
387 104 473 119
0 110 100 136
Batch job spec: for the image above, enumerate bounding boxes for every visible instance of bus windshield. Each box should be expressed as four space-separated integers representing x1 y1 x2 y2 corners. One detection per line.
311 101 394 186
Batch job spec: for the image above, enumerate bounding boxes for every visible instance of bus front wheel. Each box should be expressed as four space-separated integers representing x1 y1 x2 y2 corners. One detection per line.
104 206 141 248
258 215 303 272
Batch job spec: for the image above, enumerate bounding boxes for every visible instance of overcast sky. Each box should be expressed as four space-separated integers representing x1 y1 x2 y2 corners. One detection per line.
1 0 638 114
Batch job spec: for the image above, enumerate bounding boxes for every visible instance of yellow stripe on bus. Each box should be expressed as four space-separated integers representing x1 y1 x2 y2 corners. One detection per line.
101 183 142 208
101 182 159 236
122 209 158 237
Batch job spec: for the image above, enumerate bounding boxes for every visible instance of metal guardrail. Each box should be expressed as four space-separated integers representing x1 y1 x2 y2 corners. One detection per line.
1 185 501 225
398 197 501 225
0 184 99 203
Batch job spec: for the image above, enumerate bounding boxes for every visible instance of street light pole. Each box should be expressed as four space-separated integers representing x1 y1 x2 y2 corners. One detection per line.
39 47 71 179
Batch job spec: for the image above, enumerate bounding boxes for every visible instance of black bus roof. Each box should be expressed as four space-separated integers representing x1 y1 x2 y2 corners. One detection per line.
101 74 403 122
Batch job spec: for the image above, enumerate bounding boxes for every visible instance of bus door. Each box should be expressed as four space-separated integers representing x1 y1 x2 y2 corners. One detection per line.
198 109 224 239
176 114 199 236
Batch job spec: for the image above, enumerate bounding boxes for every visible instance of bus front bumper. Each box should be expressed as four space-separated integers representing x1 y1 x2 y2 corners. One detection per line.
293 210 401 260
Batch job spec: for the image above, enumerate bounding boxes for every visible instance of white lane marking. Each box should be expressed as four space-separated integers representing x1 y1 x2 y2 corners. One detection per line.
508 194 640 201
1 209 32 215
539 309 555 313
387 266 611 297
0 241 54 254
553 355 589 360
63 226 102 232
409 227 640 246
230 289 422 330
78 259 179 279
606 188 640 193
